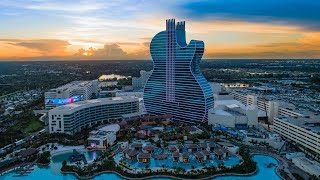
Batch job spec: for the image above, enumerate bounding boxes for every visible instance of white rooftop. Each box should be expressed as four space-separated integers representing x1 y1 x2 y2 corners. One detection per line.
226 104 240 109
292 157 320 174
276 116 320 134
51 96 138 112
98 124 120 133
214 100 248 110
48 81 92 92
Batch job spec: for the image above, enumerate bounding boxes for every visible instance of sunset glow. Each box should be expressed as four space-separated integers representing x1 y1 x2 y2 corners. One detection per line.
1 0 320 60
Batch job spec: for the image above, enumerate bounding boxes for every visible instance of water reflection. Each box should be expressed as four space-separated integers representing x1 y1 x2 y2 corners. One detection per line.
98 74 130 81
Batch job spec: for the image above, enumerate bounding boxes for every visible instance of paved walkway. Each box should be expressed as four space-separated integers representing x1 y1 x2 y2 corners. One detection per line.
288 163 310 179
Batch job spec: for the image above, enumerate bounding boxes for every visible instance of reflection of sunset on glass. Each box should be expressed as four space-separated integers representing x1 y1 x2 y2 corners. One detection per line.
1 0 320 60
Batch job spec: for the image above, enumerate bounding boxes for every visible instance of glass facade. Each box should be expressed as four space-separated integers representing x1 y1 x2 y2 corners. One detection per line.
144 19 214 123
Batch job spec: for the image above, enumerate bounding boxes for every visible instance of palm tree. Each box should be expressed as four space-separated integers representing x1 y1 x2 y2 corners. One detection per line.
218 162 225 170
62 160 67 167
249 139 257 145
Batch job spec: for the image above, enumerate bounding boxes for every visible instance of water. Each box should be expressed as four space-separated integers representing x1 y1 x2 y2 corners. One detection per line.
114 152 241 170
215 155 280 180
98 74 129 81
2 150 101 180
2 153 280 180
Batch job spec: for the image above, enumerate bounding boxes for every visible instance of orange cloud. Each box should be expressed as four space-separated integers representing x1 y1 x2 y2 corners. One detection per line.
72 43 149 60
1 25 320 60
0 42 40 59
205 33 320 59
0 39 71 59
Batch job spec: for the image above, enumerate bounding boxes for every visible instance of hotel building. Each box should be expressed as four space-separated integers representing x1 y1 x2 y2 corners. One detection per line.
132 70 152 90
48 97 139 134
229 91 309 123
144 19 214 123
273 116 320 157
45 80 98 110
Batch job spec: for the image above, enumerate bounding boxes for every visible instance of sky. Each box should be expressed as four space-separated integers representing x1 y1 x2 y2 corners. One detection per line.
1 0 320 60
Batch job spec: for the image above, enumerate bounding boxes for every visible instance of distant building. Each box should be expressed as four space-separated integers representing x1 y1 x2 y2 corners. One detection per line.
229 91 310 124
45 80 98 110
221 83 249 88
273 116 320 158
132 70 152 90
209 82 223 95
48 97 139 134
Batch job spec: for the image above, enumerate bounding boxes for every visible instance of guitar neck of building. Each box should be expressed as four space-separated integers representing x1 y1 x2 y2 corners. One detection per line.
166 19 176 102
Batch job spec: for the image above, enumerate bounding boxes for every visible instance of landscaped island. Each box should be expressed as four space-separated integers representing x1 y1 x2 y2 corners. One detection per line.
61 146 256 179
1 116 280 179
58 117 256 179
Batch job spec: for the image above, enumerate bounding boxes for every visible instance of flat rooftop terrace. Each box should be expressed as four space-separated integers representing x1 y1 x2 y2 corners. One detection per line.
52 96 138 111
276 116 320 134
49 81 92 91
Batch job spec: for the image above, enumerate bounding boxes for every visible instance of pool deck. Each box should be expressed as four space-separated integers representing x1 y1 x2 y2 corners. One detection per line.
49 145 85 155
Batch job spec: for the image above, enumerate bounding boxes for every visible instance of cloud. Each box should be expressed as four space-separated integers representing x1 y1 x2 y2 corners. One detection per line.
206 50 320 59
178 0 320 30
78 44 127 58
2 33 320 60
72 43 150 60
3 0 108 13
205 35 320 59
0 39 22 42
4 39 70 57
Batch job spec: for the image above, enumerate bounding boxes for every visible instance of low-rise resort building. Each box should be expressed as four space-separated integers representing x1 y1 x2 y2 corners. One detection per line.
87 124 120 149
138 153 151 163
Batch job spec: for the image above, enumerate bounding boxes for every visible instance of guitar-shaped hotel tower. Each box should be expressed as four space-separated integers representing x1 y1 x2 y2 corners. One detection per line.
144 19 214 123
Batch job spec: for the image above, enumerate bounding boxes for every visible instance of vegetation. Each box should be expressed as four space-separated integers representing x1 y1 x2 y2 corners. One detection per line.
29 133 86 148
0 110 44 147
60 146 257 179
189 132 211 141
15 96 44 111
292 173 304 180
37 151 51 164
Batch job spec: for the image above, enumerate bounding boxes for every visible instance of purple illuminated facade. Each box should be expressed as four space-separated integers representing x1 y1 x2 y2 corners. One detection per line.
45 95 83 106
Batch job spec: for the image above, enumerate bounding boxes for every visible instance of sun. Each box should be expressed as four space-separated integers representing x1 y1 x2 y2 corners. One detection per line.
82 52 92 56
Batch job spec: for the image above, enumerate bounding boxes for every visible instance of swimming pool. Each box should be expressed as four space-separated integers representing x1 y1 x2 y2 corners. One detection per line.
2 149 101 179
215 155 280 180
114 152 241 170
2 154 279 180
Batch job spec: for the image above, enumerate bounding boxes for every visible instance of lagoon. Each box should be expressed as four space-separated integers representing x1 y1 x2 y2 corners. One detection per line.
2 154 279 180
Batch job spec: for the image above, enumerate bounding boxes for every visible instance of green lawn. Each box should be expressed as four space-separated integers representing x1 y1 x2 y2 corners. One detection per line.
23 118 44 133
